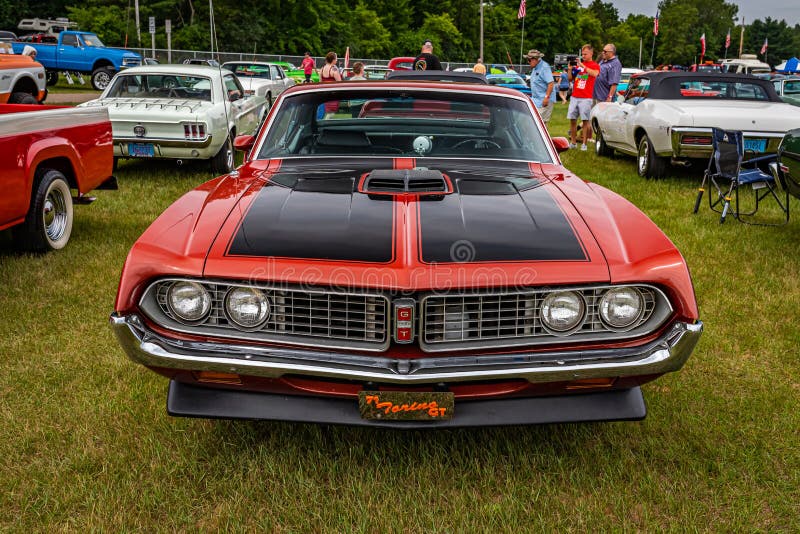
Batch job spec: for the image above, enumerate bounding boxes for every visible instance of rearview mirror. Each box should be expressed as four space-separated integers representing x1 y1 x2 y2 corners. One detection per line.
234 134 255 153
551 137 570 153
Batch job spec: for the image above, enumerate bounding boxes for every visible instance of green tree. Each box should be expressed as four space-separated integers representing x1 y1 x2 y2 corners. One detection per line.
746 18 797 65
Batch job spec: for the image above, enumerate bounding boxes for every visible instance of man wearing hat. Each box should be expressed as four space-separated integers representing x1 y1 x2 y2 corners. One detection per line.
413 40 443 71
525 49 554 124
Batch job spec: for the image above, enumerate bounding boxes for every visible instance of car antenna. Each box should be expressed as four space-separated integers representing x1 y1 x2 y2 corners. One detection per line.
210 0 237 177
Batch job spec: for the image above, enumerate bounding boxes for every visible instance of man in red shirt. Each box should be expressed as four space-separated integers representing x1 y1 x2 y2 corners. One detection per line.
567 44 600 150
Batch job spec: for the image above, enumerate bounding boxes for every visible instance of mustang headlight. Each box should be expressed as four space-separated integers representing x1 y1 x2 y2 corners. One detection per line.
225 287 271 329
541 291 585 333
599 287 644 329
167 281 211 323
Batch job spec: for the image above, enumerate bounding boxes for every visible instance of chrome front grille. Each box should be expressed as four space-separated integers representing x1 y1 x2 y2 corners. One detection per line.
421 286 666 352
145 280 389 351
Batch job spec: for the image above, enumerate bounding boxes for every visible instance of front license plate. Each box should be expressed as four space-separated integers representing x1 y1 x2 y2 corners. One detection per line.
128 143 155 157
359 391 454 421
744 138 767 153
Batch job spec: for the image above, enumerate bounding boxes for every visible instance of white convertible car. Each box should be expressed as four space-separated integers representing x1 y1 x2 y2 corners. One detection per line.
591 71 800 178
221 61 295 106
80 65 267 173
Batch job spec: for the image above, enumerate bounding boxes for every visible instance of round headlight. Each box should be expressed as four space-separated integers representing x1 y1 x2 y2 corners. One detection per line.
225 287 270 329
541 291 585 333
599 287 644 329
167 281 211 323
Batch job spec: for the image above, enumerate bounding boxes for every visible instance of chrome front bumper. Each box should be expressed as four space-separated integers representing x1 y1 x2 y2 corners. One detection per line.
111 313 703 385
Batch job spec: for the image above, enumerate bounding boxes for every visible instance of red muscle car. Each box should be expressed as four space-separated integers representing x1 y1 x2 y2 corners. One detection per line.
0 104 115 251
111 74 702 427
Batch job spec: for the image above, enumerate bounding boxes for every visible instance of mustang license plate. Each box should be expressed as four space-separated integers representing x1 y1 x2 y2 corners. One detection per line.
743 138 767 153
129 143 155 157
359 391 454 421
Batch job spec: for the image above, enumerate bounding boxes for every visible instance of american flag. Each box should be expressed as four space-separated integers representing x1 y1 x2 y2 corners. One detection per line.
760 38 768 54
653 11 659 36
518 0 526 19
725 29 731 49
344 46 350 70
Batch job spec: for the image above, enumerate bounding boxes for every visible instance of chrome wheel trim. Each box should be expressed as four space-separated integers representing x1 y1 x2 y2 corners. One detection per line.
43 183 68 243
638 138 649 175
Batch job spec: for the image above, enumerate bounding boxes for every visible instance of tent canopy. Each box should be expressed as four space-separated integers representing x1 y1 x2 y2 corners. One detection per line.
776 57 799 73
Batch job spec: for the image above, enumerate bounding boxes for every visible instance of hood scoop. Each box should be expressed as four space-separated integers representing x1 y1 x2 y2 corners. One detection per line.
362 169 450 194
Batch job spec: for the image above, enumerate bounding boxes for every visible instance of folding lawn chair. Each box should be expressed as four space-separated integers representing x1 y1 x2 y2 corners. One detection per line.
692 128 789 225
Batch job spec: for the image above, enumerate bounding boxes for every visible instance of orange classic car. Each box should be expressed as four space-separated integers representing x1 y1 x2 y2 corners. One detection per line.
110 73 702 427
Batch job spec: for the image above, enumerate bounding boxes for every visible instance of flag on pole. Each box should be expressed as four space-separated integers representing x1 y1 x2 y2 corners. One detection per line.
760 38 768 54
344 46 350 70
517 0 526 19
725 29 731 49
700 33 706 56
653 11 659 36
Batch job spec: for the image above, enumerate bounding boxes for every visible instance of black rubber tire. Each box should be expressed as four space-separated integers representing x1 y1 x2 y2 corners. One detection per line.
9 92 38 104
595 127 614 157
13 169 73 252
637 134 667 178
267 92 273 108
211 135 234 174
46 70 59 86
91 66 116 91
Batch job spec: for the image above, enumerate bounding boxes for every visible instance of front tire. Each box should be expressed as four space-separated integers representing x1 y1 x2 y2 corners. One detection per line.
46 70 59 86
595 126 614 157
211 135 234 174
91 66 116 91
9 92 38 104
13 169 73 252
637 134 667 178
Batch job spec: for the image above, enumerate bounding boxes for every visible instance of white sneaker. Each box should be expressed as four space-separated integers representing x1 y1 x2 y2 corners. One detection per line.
569 143 577 149
580 144 587 151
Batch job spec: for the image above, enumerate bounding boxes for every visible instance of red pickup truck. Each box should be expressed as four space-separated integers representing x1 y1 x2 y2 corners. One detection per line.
0 104 116 251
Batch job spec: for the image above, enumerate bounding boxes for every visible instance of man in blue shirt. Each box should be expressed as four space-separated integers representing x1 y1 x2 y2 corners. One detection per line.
525 49 554 124
593 43 622 103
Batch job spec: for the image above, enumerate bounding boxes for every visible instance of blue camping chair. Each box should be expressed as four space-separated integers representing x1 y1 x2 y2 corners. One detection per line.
693 128 789 225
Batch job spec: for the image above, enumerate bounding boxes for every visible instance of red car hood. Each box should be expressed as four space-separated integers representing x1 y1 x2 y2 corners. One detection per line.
198 157 647 291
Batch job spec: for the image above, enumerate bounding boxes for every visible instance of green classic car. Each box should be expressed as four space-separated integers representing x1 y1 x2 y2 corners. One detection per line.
272 61 319 83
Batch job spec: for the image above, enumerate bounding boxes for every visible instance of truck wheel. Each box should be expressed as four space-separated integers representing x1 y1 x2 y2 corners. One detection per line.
637 134 667 179
91 67 116 91
9 92 38 104
211 135 234 174
46 70 59 86
13 169 73 252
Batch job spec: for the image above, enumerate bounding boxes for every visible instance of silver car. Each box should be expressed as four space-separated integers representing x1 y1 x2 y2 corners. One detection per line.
222 61 295 107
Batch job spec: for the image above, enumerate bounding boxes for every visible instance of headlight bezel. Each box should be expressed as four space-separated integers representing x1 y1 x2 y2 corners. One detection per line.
540 290 586 335
598 286 645 331
166 281 212 324
224 286 271 330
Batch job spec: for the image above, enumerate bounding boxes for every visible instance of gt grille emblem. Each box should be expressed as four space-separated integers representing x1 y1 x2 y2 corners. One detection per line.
133 125 146 137
393 298 416 344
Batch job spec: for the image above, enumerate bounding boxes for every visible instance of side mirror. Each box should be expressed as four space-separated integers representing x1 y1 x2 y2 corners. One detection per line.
551 137 570 153
234 134 255 153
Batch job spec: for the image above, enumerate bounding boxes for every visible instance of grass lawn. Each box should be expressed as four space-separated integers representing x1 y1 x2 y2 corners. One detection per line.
1 104 798 530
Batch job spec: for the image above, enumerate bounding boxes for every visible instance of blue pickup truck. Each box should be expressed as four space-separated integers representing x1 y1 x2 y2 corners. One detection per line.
12 31 141 90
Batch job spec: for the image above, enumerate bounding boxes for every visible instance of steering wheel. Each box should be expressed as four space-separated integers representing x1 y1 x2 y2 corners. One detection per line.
167 89 179 98
452 138 502 150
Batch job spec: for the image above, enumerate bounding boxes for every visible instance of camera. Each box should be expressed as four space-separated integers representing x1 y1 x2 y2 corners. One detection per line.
567 55 578 67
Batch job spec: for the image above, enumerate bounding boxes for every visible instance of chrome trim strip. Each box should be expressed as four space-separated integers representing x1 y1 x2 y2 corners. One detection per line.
0 106 109 136
116 135 214 149
111 313 702 385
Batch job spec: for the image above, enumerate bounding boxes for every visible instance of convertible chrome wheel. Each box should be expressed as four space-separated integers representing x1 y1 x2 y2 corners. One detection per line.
637 134 666 178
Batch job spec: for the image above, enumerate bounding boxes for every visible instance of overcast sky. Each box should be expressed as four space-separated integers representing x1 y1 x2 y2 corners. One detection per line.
582 0 800 27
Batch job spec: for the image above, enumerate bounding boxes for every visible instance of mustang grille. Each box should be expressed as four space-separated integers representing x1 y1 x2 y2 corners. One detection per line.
146 281 389 350
421 287 663 351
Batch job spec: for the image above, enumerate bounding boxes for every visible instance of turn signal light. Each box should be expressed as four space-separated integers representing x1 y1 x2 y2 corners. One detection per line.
565 377 616 390
194 371 242 385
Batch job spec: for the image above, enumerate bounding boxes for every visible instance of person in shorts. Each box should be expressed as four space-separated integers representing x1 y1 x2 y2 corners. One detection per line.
567 44 600 150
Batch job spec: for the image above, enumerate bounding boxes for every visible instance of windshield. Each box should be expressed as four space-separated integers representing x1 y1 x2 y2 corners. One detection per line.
105 74 213 101
223 63 271 79
257 89 551 162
